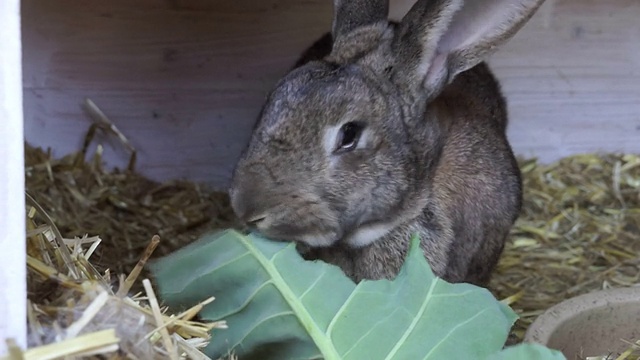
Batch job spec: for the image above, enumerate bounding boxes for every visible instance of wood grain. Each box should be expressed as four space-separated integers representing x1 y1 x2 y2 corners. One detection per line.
491 0 640 161
1 0 26 354
21 0 640 189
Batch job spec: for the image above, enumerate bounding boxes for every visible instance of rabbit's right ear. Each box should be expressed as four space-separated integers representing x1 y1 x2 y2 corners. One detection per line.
392 0 545 100
331 0 389 39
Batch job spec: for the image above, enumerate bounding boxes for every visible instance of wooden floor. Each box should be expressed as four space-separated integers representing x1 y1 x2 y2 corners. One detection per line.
21 0 640 189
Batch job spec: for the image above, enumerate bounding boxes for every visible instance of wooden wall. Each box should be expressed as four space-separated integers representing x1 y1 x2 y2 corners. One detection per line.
21 0 640 190
1 0 26 354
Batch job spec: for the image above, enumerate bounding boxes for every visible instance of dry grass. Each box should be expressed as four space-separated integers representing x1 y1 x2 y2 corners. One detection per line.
24 144 237 296
11 187 228 359
490 154 640 343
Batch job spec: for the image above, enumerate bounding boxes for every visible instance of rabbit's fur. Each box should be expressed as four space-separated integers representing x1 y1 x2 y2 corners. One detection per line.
230 0 545 287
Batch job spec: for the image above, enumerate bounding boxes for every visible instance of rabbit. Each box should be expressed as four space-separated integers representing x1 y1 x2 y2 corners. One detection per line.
229 0 545 287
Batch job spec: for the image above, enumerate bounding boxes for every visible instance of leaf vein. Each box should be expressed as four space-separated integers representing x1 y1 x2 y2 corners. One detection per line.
222 280 275 318
341 307 409 359
430 290 473 298
237 236 342 359
421 307 491 360
232 310 297 348
383 279 439 360
299 271 325 301
326 282 362 338
162 251 252 295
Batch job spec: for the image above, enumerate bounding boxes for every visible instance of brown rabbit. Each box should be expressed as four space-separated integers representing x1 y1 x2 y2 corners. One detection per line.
229 0 545 287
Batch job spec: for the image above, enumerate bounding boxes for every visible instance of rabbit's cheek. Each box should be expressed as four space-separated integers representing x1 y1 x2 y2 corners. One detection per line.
344 222 395 247
298 232 341 248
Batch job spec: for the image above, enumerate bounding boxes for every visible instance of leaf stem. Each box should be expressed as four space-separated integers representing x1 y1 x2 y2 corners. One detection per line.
237 233 342 360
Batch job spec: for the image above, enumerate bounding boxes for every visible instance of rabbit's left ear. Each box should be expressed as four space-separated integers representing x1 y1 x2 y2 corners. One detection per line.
332 0 389 39
392 0 545 98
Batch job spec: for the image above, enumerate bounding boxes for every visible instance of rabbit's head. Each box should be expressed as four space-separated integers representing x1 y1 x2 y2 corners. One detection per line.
230 0 544 247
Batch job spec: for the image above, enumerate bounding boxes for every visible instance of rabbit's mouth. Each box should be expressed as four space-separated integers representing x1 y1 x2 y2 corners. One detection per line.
250 219 342 248
232 201 342 248
230 181 344 247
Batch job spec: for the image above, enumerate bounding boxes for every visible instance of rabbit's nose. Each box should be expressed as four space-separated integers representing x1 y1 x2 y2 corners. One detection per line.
229 185 269 227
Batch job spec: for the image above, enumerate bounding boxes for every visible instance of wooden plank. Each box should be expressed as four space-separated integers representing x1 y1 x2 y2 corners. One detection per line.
490 0 640 161
21 0 640 190
0 0 26 355
21 0 332 188
23 87 265 181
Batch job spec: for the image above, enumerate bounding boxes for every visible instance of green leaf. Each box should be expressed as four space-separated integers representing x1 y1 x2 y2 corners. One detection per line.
486 343 566 360
149 230 529 359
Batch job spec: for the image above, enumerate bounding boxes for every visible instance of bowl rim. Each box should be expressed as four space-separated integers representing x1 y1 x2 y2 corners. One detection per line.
523 285 640 346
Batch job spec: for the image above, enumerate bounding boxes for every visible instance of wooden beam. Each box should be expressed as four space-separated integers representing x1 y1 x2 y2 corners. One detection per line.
0 0 26 355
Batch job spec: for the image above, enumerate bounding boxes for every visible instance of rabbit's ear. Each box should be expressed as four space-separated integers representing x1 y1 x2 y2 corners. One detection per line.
392 0 545 97
332 0 389 39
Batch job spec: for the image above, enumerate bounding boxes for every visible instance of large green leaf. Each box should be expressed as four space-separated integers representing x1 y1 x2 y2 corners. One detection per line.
149 230 561 360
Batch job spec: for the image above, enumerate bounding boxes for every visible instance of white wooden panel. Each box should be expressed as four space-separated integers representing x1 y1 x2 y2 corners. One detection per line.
0 0 26 355
21 0 332 189
22 0 640 190
490 0 640 162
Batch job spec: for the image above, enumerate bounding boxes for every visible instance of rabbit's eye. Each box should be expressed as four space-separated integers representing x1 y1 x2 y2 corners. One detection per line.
335 122 364 153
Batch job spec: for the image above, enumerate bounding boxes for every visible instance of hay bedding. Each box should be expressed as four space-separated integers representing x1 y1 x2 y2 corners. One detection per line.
18 129 640 358
491 154 640 342
24 144 237 294
20 149 230 359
